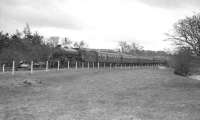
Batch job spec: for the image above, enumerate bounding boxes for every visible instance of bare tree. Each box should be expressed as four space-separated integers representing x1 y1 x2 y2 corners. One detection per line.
167 13 200 56
129 42 143 55
118 41 131 53
118 41 143 54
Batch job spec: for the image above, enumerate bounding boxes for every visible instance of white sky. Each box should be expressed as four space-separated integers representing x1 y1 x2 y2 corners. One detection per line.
0 0 199 50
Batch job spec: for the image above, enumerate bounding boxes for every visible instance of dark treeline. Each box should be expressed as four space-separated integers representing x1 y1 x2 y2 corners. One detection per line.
0 24 60 66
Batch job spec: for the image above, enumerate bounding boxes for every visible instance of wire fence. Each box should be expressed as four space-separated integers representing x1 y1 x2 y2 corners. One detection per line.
0 60 162 75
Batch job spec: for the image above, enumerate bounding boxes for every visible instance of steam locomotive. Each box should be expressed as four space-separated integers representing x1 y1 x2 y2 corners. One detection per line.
50 47 166 67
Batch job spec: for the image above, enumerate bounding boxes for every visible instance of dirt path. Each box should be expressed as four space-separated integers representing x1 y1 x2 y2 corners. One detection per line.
1 68 200 120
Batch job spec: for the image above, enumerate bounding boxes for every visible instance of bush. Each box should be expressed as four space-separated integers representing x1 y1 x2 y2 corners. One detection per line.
173 47 192 76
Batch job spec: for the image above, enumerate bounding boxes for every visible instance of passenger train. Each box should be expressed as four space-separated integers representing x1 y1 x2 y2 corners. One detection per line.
50 47 166 67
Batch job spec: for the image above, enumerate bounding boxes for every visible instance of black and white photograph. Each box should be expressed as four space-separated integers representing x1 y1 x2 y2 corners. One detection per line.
1 0 200 119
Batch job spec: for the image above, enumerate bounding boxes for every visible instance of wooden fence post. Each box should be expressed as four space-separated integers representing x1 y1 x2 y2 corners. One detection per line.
31 61 33 74
2 64 5 73
57 61 60 70
46 61 48 71
110 63 112 70
104 63 106 68
75 61 77 70
68 61 70 69
12 61 15 75
88 62 90 69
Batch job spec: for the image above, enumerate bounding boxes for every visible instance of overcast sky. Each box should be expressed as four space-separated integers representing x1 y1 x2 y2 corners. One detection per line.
0 0 200 50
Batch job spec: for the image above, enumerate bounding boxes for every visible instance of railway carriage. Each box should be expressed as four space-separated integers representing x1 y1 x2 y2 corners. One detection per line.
137 56 153 65
105 52 121 63
121 54 138 64
96 51 107 62
78 48 98 62
50 47 165 67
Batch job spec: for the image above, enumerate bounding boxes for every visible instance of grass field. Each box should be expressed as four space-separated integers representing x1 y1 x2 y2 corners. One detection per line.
1 68 200 120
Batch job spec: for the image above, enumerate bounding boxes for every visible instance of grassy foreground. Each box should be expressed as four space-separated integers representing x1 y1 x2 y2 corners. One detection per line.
0 68 200 120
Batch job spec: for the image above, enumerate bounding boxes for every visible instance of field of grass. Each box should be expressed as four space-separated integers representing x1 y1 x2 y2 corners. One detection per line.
0 68 200 120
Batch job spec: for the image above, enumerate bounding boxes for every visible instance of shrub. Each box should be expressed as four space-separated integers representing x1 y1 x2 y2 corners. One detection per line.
173 47 192 76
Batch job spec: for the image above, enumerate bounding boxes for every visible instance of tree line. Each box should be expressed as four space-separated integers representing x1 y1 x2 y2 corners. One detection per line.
0 24 88 66
0 25 50 66
0 24 169 67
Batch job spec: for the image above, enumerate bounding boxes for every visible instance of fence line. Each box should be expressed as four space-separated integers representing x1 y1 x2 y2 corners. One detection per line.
0 60 162 75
